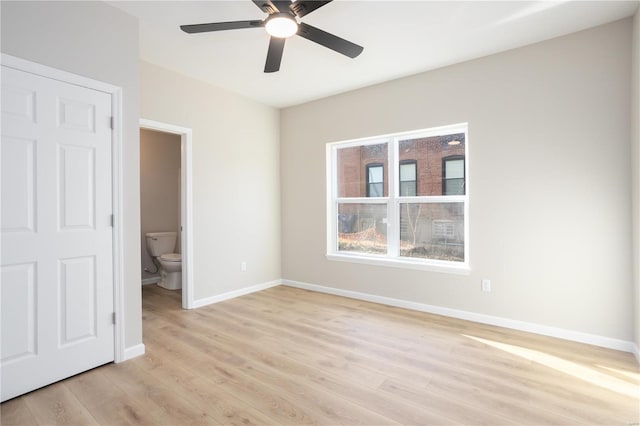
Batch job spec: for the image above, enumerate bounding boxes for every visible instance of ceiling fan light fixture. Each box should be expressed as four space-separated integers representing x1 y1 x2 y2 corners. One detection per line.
265 14 298 38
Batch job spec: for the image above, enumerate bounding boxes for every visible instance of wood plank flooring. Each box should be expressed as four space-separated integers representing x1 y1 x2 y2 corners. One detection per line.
2 284 639 425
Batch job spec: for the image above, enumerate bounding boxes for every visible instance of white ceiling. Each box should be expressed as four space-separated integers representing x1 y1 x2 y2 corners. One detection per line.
110 0 639 108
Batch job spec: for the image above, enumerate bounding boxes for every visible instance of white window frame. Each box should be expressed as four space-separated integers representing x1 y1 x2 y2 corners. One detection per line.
326 123 469 274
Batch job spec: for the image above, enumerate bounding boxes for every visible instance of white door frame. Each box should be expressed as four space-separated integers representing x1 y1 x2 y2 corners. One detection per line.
0 53 127 362
139 119 194 309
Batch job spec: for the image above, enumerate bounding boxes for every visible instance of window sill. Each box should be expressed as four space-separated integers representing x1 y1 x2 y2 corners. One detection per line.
326 253 470 275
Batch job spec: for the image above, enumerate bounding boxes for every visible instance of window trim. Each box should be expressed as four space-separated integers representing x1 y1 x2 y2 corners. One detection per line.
326 123 469 273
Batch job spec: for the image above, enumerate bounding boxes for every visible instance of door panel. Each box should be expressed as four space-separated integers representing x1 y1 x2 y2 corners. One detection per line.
1 65 114 402
58 143 95 229
57 97 96 133
59 256 97 346
1 137 36 232
0 263 37 363
2 85 36 123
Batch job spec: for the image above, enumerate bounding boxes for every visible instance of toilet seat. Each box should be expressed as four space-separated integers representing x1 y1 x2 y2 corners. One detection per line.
160 253 181 262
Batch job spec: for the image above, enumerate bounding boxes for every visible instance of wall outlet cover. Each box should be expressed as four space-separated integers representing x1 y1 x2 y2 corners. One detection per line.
481 279 491 292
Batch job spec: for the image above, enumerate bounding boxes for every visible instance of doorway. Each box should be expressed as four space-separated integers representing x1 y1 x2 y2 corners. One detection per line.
139 119 194 309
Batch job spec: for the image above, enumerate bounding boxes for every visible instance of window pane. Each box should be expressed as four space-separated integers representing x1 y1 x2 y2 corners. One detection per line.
445 159 464 179
399 202 464 262
444 178 464 195
368 165 383 183
399 134 465 196
338 203 387 255
368 182 383 197
337 143 388 198
400 163 416 181
399 181 416 197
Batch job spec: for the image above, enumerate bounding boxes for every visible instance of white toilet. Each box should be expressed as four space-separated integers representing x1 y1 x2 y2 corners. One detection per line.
145 231 182 290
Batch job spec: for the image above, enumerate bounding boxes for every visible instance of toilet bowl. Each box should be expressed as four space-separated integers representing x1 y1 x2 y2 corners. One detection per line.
158 253 182 290
145 232 182 290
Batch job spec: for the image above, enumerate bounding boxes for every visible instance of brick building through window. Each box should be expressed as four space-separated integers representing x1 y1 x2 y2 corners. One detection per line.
337 134 465 198
334 132 466 262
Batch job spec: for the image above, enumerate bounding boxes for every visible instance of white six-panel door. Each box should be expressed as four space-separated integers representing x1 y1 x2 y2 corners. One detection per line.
1 65 115 401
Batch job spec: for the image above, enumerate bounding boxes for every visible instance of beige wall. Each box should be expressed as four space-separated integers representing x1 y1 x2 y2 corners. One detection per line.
140 61 281 300
2 1 636 354
632 8 640 355
281 19 634 341
140 129 181 279
1 1 142 349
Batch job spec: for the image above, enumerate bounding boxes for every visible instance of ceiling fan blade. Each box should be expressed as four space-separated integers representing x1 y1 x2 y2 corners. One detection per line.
297 22 363 58
252 0 282 14
273 1 294 14
264 37 286 73
180 20 264 34
290 1 332 18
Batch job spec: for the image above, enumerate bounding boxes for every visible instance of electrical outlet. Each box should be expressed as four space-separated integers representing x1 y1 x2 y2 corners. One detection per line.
241 261 247 272
481 279 491 292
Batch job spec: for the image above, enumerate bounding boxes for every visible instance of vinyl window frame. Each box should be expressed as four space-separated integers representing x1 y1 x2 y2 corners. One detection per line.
326 123 469 274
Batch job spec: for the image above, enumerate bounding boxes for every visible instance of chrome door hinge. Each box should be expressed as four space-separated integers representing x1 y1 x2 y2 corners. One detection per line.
110 214 114 227
112 312 116 325
109 116 114 129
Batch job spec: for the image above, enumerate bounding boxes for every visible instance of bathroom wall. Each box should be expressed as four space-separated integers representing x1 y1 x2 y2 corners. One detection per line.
140 129 181 281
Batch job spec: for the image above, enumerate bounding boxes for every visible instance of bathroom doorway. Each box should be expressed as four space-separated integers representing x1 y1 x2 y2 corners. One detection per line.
139 119 194 309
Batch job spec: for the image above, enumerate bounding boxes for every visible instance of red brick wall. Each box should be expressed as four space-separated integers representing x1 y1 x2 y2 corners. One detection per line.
337 134 465 197
337 142 389 198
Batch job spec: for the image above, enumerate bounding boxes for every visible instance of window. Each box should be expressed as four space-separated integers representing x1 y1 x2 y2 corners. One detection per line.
399 160 417 196
327 124 468 272
443 155 465 195
366 163 384 197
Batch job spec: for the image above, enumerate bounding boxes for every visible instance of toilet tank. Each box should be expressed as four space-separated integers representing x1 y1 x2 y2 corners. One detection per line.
145 232 177 257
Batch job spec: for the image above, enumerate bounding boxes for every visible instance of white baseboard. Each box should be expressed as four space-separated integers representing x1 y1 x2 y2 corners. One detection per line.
121 343 145 362
192 279 281 309
633 343 640 364
282 279 636 354
142 277 160 286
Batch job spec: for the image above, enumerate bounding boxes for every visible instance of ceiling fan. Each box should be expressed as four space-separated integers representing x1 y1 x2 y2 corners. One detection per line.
180 0 364 73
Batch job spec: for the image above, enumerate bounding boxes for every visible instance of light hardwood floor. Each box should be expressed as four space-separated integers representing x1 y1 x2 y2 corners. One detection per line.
2 284 639 425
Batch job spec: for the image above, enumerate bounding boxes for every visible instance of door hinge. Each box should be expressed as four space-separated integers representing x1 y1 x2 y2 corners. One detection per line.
109 116 114 129
110 214 114 227
112 312 116 325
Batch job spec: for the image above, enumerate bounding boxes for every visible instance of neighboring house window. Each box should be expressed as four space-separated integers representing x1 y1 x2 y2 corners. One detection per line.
328 124 468 272
366 163 384 197
442 155 465 195
399 160 417 196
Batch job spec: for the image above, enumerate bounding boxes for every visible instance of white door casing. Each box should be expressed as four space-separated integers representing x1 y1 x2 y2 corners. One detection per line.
139 119 194 310
1 64 115 401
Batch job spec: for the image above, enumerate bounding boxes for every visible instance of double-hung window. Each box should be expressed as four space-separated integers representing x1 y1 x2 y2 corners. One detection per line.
443 155 465 195
366 163 384 197
399 160 417 196
327 123 468 272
